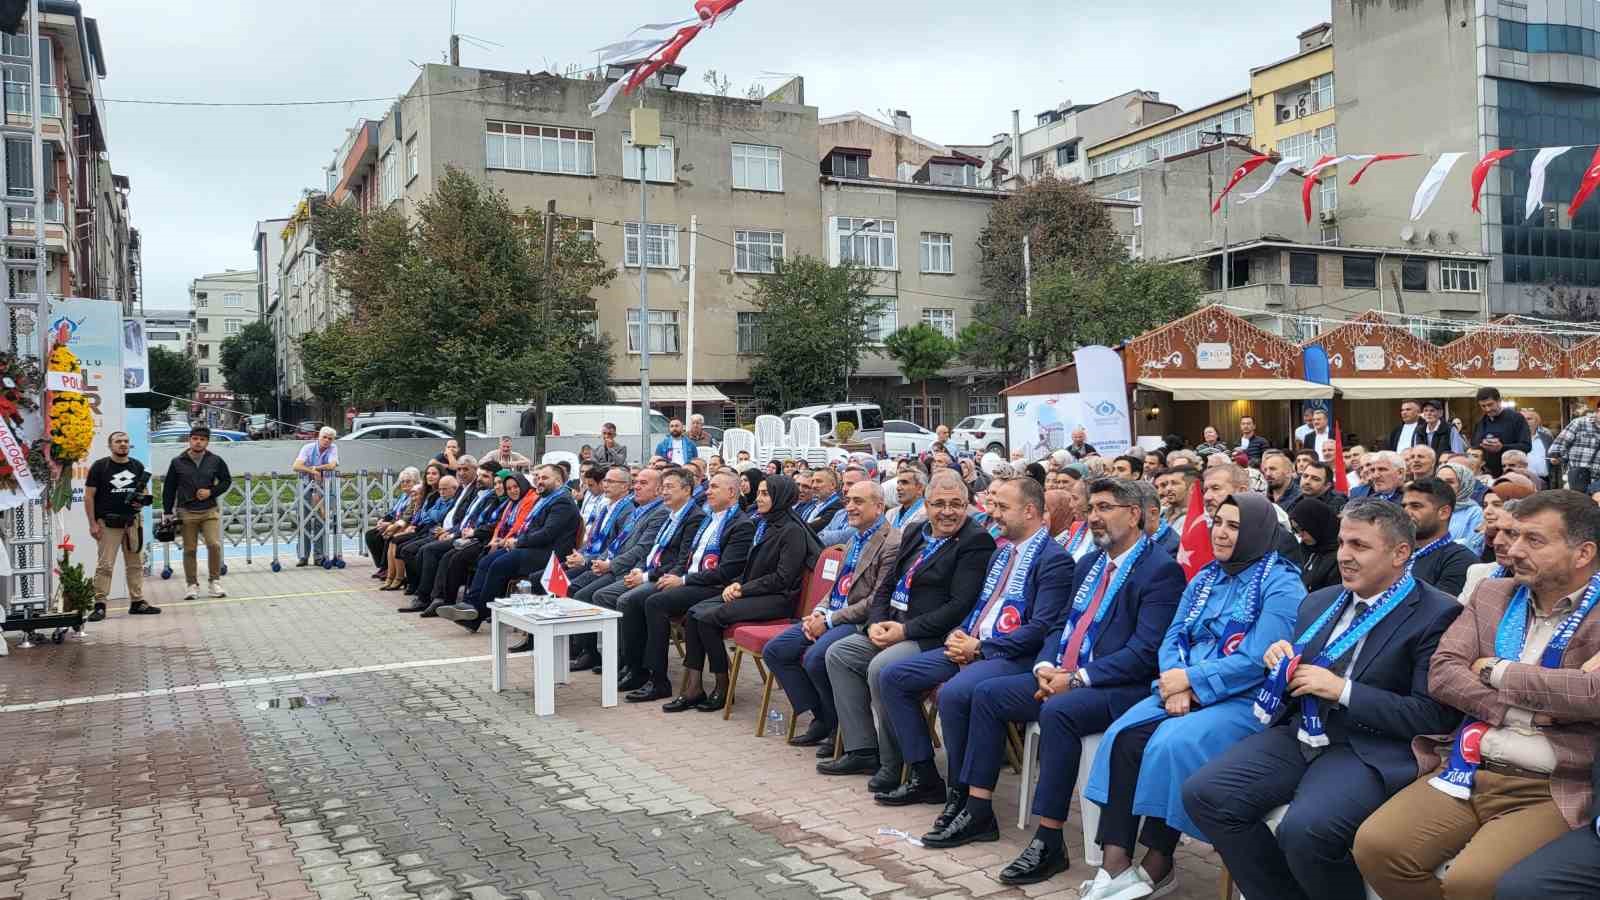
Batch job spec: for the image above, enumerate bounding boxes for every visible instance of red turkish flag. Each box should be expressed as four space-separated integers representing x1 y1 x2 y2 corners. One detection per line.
1176 479 1214 580
1568 147 1600 218
1471 149 1517 213
1213 155 1272 214
1301 155 1343 223
541 554 570 598
1349 153 1418 185
1332 420 1349 494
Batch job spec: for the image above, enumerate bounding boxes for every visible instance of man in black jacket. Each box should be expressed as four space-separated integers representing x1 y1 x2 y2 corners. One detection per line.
1236 416 1268 466
819 470 997 791
1183 499 1462 900
160 425 233 600
399 460 491 612
1471 386 1531 477
1386 399 1425 452
622 471 751 702
1400 477 1478 596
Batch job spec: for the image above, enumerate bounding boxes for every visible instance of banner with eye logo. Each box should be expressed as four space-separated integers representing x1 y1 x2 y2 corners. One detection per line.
1006 346 1131 464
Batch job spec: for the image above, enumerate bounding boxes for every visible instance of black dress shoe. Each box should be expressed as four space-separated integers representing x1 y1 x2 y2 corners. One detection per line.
625 683 672 703
694 691 726 712
788 720 832 747
86 603 106 623
397 599 429 613
661 693 705 713
570 651 600 671
920 809 998 849
997 838 1068 886
618 669 650 693
930 788 967 833
507 638 532 654
816 742 837 760
370 569 385 579
420 599 445 618
874 767 946 806
816 751 879 776
866 766 900 794
128 601 162 615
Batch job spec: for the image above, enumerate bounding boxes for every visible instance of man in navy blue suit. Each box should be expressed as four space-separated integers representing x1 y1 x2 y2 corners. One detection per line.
1182 498 1463 900
924 477 1185 887
873 477 1074 810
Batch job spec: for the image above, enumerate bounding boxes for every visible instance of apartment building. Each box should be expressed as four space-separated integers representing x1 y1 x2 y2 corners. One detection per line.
817 110 951 182
2 2 135 307
141 308 192 357
188 269 260 404
1249 23 1339 242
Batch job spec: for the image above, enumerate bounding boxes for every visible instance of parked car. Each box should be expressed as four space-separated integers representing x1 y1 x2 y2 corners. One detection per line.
780 403 885 453
342 424 486 442
883 419 938 457
151 427 245 444
245 414 278 440
292 421 327 440
951 414 1008 457
546 405 670 446
350 411 459 435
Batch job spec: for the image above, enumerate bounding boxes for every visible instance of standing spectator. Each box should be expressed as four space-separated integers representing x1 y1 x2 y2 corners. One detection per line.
1300 409 1335 457
1235 416 1268 466
1065 427 1097 461
160 425 232 600
1523 409 1555 482
1387 399 1424 451
1260 450 1302 513
433 439 459 466
685 414 713 447
84 431 154 620
1194 426 1229 459
1298 460 1347 514
1548 407 1600 495
592 422 629 467
292 426 339 567
479 435 532 472
1472 386 1531 477
519 404 540 437
654 418 698 465
1418 399 1466 455
1293 406 1316 447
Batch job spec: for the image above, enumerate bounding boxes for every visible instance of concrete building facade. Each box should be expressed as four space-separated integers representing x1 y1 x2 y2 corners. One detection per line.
141 308 192 357
188 269 260 403
817 110 950 182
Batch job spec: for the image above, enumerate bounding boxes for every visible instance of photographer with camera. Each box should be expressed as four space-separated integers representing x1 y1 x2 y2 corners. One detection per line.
83 431 156 620
161 425 232 600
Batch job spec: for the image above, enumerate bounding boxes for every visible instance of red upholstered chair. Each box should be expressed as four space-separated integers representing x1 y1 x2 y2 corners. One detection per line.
722 544 846 733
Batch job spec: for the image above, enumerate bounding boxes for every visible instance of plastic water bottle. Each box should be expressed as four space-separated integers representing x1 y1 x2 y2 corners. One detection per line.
515 579 533 604
767 709 785 735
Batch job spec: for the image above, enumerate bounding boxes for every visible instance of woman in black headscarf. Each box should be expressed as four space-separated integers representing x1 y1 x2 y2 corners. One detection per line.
1289 498 1342 592
671 475 820 712
1025 462 1048 488
739 467 765 514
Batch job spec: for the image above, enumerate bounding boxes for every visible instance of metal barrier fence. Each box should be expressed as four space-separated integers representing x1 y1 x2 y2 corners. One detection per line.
148 470 408 578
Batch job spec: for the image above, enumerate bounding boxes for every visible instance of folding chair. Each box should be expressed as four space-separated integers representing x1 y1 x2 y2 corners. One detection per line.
723 545 845 733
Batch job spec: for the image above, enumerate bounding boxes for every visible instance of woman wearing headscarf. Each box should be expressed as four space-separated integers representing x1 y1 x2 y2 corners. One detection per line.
1436 460 1485 556
426 472 514 616
674 475 819 712
1289 499 1341 592
739 467 764 514
1081 493 1303 899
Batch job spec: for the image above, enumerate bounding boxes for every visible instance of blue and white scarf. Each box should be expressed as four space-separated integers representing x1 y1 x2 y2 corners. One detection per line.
1054 536 1151 667
1410 535 1453 565
1152 520 1174 546
891 526 952 612
892 498 924 529
1175 553 1280 665
963 527 1050 639
517 487 567 535
1431 572 1600 799
607 497 661 555
688 507 734 573
828 518 884 612
645 502 696 572
586 496 632 556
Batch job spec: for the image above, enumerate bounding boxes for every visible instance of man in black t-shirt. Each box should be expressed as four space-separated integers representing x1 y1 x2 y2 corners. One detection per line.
83 431 156 620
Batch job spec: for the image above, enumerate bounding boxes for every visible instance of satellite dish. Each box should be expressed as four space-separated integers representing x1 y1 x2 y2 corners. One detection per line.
1399 225 1416 243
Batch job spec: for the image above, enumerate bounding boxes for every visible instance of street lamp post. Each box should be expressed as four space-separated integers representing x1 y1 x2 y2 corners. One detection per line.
841 218 878 401
630 106 662 464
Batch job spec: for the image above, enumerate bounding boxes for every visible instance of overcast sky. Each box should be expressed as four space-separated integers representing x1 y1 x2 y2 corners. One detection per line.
93 0 1329 311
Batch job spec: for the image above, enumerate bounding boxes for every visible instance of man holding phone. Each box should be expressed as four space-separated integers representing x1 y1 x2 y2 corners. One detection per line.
161 425 233 600
84 431 155 620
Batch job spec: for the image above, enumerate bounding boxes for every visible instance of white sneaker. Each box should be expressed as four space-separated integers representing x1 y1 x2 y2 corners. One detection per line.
1078 869 1114 900
209 580 227 598
1148 869 1177 900
1096 866 1156 900
185 584 199 600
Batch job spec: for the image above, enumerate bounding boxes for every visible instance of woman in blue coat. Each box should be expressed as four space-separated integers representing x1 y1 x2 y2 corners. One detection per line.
1080 492 1303 900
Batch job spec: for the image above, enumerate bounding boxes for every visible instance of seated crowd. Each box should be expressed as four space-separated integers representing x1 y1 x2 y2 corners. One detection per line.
367 399 1600 899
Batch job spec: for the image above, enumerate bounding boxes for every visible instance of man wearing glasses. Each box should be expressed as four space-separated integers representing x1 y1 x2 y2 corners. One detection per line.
593 422 629 468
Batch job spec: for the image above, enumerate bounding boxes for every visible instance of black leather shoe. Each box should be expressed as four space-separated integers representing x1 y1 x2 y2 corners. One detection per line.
570 651 600 671
397 599 429 613
816 741 838 760
617 669 650 693
874 768 946 806
420 599 445 618
816 751 880 776
931 788 967 833
662 693 705 713
694 691 726 712
788 719 832 747
997 838 1067 886
626 683 672 703
128 601 162 615
507 638 532 654
866 766 900 794
920 809 998 849
86 603 106 623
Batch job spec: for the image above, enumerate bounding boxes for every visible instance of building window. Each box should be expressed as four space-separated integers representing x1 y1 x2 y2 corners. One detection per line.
736 311 766 353
223 292 242 308
224 319 243 335
198 367 210 384
868 297 898 344
197 318 209 333
1 36 59 119
1441 259 1480 293
199 344 210 359
1277 126 1337 164
1310 73 1335 113
194 293 208 308
623 133 676 183
1320 224 1341 245
734 229 784 274
623 222 679 268
1056 143 1078 166
625 309 680 354
920 232 954 274
832 217 896 269
1401 258 1429 292
732 143 782 192
968 395 999 416
829 152 868 178
560 217 596 242
1089 103 1253 178
405 136 418 182
1343 256 1377 288
485 121 596 176
899 394 944 430
380 148 399 203
921 307 956 339
1319 179 1337 213
1289 252 1319 286
1030 157 1044 176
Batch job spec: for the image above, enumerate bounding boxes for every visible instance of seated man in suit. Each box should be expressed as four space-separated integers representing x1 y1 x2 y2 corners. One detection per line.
1183 498 1463 900
803 468 844 535
400 461 494 612
592 468 702 676
765 479 901 749
1354 490 1600 900
1402 477 1479 597
874 476 1074 810
1497 755 1600 900
620 471 752 702
565 468 667 671
818 470 996 792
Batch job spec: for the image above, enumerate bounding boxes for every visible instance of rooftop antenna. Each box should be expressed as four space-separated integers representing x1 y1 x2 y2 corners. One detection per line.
449 0 459 65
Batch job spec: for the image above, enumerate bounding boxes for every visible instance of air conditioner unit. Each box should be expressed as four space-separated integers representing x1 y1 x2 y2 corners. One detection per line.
1295 97 1309 118
1278 107 1292 123
1320 209 1337 224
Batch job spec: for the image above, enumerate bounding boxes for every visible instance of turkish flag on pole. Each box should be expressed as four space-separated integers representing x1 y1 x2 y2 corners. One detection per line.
1332 420 1350 494
1567 146 1600 218
1176 479 1214 581
541 554 570 598
1212 155 1273 214
1349 153 1419 185
1471 149 1517 213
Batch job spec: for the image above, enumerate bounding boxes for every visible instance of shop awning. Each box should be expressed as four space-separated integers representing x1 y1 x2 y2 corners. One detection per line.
609 384 730 404
1329 378 1479 400
1136 377 1334 401
1454 378 1600 398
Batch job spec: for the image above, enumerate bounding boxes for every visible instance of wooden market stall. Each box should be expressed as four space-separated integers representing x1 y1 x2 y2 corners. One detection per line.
1440 315 1600 432
1565 335 1600 417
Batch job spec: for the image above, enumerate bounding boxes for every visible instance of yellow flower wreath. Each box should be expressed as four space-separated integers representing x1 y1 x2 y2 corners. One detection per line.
47 344 93 462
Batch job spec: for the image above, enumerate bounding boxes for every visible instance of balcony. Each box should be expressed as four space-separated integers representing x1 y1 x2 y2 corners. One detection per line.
7 197 68 248
2 81 64 124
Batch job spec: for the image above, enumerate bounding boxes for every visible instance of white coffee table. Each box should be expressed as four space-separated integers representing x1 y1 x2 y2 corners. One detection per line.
489 599 621 716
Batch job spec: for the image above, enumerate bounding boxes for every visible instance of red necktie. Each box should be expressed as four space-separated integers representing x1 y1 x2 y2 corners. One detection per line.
1061 560 1116 671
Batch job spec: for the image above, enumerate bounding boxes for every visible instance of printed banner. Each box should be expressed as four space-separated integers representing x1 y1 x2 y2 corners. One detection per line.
0 417 41 510
1009 347 1132 463
50 299 128 564
122 317 150 393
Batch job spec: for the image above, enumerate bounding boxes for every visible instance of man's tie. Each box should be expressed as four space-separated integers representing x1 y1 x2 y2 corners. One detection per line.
1326 601 1371 678
1061 560 1116 671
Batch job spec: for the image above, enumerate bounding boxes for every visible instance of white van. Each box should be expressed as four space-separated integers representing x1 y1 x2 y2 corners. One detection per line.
546 405 671 462
781 403 886 453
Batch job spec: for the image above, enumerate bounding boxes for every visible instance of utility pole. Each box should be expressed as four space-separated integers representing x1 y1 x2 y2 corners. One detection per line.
449 34 460 65
533 198 555 459
1203 127 1251 307
685 215 697 425
1023 234 1034 378
631 106 661 464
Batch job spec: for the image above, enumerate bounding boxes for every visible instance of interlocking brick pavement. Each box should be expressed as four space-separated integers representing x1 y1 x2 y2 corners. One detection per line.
0 562 1233 899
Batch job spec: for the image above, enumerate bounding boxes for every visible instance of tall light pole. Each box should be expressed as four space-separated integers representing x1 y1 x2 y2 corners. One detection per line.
630 106 661 463
841 218 877 401
1203 127 1251 306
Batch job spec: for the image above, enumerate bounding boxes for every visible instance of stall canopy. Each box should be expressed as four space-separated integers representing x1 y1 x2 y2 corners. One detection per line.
610 384 730 404
1441 316 1600 397
1122 306 1333 399
1301 310 1478 399
1568 334 1600 383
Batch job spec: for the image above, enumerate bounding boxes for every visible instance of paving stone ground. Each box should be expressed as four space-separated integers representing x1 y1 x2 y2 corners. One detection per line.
0 561 1231 899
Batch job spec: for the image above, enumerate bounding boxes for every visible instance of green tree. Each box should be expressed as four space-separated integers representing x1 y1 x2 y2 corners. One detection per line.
298 317 358 407
882 323 958 428
547 331 617 405
743 256 885 410
964 175 1127 382
313 167 615 442
126 346 198 416
219 321 277 411
1024 259 1205 363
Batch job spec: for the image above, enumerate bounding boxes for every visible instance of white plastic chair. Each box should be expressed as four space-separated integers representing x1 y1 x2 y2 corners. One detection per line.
1019 723 1104 867
790 416 821 449
541 450 580 473
722 428 757 462
754 415 787 451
